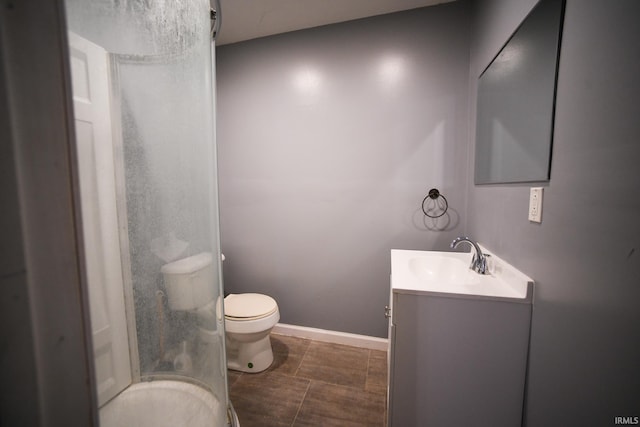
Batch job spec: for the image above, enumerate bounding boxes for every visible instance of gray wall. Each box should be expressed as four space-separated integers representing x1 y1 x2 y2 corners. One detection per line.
467 0 640 424
1 1 97 424
217 2 470 337
0 36 39 427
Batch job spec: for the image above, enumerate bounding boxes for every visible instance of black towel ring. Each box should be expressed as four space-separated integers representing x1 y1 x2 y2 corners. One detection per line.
421 188 448 218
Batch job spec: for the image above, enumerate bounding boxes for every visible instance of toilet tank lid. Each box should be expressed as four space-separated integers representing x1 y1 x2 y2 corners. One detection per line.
224 293 278 318
161 252 212 275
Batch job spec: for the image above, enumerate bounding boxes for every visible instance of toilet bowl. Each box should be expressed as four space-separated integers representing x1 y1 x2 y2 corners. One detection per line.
224 293 279 373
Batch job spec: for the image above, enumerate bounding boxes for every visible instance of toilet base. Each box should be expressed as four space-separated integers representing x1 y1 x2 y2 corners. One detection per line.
226 334 274 373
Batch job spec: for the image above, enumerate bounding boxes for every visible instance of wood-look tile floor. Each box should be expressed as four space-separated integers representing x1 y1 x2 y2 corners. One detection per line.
228 333 387 427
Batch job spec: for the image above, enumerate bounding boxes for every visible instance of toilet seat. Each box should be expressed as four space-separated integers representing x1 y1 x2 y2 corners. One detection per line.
224 293 278 321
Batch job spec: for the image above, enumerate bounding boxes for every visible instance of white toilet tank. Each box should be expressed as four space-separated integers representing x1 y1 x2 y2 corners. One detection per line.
161 252 215 311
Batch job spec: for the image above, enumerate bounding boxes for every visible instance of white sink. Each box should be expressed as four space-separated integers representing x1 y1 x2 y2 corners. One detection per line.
408 254 481 285
391 248 532 300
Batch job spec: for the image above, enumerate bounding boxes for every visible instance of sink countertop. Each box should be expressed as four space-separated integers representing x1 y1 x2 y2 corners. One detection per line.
390 248 533 301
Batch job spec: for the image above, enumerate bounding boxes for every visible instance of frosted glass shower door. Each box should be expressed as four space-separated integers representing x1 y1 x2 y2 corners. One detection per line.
64 1 230 425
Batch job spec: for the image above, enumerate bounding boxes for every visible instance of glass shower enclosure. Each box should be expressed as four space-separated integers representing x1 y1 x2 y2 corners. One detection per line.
64 0 234 425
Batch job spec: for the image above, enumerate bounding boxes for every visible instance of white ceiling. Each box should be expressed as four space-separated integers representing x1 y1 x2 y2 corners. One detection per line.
216 0 455 45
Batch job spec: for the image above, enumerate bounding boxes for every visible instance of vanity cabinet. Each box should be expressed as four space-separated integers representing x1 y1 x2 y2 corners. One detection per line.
387 250 533 427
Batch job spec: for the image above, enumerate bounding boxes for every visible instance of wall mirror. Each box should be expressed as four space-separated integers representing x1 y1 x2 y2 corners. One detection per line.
474 0 564 184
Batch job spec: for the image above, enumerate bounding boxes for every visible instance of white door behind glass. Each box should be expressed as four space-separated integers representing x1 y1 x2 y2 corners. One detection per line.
69 32 132 407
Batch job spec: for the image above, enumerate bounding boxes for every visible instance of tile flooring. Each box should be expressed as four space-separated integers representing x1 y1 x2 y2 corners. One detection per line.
228 333 387 427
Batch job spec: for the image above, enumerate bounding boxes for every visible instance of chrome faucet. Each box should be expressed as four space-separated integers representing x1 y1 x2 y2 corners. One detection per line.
450 236 490 275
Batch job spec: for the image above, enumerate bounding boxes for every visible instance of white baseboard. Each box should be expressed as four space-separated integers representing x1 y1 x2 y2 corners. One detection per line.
272 323 388 351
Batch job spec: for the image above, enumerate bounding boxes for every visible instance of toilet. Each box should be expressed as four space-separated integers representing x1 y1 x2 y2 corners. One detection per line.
160 252 280 374
224 293 279 373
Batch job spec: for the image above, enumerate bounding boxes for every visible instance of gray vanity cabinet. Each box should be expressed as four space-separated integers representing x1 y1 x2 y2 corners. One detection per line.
386 286 533 427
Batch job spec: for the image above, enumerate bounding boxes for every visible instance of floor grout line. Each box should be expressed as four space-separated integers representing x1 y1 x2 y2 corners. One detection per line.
292 338 312 378
290 380 311 427
365 348 372 390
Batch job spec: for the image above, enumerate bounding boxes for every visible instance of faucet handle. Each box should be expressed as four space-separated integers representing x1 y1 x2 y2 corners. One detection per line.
473 253 492 275
484 254 494 275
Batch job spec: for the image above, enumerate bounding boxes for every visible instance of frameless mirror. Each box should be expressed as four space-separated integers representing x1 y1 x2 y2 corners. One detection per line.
475 0 564 184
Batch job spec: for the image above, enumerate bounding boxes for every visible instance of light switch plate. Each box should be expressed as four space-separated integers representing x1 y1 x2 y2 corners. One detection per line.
529 187 543 223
